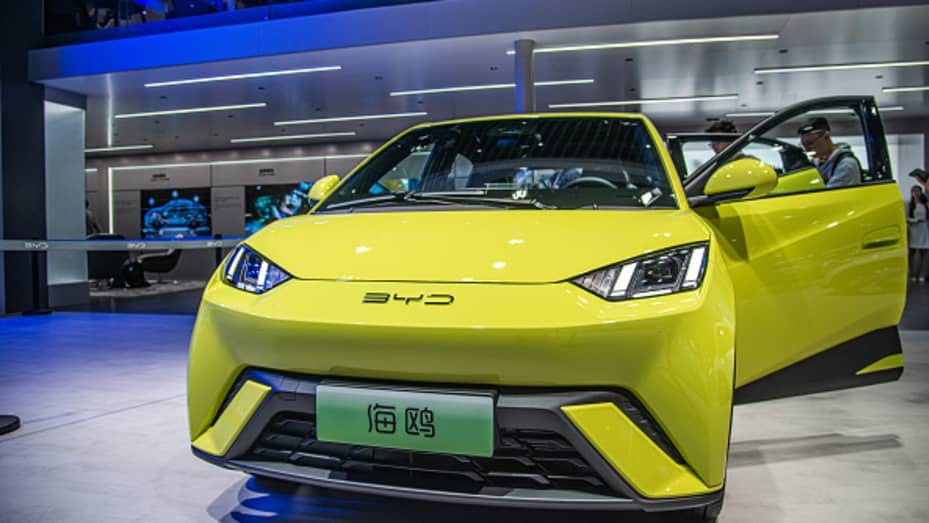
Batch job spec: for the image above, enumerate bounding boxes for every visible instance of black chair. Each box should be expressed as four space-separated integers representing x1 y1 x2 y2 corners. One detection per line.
86 233 130 287
139 249 182 282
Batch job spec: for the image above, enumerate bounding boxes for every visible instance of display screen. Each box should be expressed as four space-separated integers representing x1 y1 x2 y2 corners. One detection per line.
245 182 313 235
140 188 212 239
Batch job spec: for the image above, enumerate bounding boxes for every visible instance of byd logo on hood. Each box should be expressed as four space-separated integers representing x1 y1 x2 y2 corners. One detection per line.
363 292 454 305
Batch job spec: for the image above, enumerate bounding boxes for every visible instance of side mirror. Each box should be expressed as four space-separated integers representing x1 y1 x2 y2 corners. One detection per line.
703 158 778 202
309 174 341 201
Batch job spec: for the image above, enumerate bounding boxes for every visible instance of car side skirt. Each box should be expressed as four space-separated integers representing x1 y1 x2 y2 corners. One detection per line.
733 326 903 404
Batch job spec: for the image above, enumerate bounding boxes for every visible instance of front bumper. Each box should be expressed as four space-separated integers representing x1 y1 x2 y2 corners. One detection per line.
192 369 722 511
188 245 735 503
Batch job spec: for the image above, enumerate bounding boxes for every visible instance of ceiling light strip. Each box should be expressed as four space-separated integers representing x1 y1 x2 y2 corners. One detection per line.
809 106 904 115
115 103 267 119
275 112 427 126
724 111 776 118
230 132 357 144
392 83 513 96
882 85 929 93
726 106 904 118
144 66 342 88
85 144 154 152
506 34 779 55
390 79 594 96
109 154 370 172
755 60 929 74
549 94 738 109
536 79 596 86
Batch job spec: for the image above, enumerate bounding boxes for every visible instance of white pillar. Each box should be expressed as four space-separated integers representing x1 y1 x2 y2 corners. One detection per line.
44 101 88 307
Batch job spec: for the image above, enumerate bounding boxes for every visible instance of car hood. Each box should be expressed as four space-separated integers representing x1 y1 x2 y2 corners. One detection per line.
245 210 710 283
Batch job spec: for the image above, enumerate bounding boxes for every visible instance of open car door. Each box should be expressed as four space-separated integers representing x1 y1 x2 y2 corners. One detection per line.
683 96 907 403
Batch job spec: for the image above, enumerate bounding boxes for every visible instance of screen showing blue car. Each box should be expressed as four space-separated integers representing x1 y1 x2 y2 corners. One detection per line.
141 188 212 239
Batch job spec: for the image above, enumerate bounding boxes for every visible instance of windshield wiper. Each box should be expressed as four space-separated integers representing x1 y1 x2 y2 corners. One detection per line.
322 192 449 210
323 190 554 211
411 191 556 209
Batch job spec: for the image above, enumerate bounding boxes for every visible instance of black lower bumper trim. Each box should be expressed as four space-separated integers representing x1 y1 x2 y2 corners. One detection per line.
193 370 722 512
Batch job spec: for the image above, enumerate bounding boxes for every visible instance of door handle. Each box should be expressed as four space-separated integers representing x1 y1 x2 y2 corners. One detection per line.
862 227 901 250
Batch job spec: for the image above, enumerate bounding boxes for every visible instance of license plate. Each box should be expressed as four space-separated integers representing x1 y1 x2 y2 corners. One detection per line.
316 383 494 457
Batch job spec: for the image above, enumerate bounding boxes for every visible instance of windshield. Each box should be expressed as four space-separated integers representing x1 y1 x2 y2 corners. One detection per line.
316 117 676 212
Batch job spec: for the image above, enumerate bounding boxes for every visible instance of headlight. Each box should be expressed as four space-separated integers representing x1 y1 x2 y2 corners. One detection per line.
572 243 708 301
223 245 291 294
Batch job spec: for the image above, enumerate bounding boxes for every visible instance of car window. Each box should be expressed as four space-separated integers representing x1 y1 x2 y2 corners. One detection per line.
680 142 716 179
699 105 889 198
370 147 432 193
738 142 789 174
319 117 678 212
679 137 813 179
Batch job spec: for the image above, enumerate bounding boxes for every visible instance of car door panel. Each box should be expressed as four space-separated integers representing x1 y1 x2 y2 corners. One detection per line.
696 183 906 393
768 166 824 194
684 96 906 403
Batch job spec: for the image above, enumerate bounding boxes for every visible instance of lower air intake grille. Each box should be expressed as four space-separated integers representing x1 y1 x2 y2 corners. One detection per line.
248 412 613 496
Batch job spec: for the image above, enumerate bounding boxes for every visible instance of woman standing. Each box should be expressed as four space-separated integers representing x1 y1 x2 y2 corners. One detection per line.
908 185 929 283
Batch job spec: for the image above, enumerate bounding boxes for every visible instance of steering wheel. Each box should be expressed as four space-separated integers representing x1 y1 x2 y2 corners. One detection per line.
562 176 619 190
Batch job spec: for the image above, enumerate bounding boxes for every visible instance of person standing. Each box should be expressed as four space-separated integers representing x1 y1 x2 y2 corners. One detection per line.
907 185 929 283
797 117 862 188
85 199 102 235
910 168 929 192
705 120 739 154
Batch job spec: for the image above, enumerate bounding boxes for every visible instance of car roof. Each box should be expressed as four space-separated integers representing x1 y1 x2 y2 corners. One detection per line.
404 112 651 130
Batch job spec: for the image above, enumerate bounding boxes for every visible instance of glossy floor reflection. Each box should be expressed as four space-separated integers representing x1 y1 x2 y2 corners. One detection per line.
210 477 683 523
0 313 927 522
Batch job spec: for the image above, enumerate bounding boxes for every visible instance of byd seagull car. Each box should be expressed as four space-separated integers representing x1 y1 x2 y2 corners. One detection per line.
188 97 906 520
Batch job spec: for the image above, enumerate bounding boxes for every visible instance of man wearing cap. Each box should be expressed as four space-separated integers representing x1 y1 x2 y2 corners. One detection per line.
798 117 862 188
705 120 739 155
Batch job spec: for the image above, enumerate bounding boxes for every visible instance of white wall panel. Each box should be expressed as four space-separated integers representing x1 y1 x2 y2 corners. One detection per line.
211 159 324 186
325 156 366 178
112 165 211 191
212 186 245 237
887 134 925 201
113 190 141 238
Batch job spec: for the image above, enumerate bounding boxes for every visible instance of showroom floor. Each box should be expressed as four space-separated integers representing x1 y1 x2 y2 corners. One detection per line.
1 290 927 522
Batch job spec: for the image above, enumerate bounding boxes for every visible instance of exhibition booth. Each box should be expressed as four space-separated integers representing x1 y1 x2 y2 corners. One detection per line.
2 1 929 521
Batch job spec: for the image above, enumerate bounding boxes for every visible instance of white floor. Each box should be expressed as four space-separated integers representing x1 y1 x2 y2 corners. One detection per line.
0 313 926 522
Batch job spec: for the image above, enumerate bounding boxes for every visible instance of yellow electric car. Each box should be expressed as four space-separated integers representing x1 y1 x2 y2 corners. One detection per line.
188 96 906 520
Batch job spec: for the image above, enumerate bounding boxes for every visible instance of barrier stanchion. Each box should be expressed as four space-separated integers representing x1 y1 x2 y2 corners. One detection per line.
0 415 21 435
23 239 52 316
214 234 224 267
0 238 245 308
